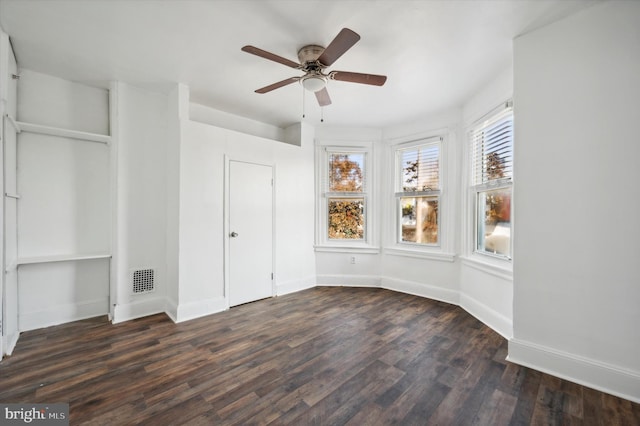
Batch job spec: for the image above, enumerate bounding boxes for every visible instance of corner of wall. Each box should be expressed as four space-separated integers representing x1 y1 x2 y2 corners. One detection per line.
381 276 459 305
508 339 640 404
174 297 227 323
276 276 317 296
111 296 167 324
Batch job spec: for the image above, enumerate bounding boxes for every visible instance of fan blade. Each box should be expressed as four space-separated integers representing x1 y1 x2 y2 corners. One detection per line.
330 71 387 86
255 77 300 94
315 87 332 106
241 45 300 69
317 28 360 66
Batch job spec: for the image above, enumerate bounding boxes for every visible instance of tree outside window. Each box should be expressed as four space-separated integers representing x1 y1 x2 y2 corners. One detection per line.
327 153 365 240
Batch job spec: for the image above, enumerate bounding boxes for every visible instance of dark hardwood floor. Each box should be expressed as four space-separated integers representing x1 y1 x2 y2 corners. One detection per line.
1 287 638 425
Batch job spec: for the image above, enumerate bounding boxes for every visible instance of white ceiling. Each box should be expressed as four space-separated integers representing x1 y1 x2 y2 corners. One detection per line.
0 0 599 129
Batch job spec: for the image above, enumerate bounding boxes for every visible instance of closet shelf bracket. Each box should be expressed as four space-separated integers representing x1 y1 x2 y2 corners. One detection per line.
6 114 21 133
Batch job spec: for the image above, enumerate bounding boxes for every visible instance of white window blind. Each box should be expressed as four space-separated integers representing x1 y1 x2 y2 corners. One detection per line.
396 140 440 195
471 105 513 188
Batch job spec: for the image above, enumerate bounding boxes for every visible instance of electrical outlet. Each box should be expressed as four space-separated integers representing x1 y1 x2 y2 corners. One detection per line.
350 256 356 264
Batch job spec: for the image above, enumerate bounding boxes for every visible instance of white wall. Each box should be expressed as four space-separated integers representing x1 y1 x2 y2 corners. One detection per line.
190 102 286 143
112 82 169 322
381 110 462 305
175 111 316 322
459 65 514 339
175 121 227 321
17 70 108 135
16 70 110 331
510 1 640 402
314 126 383 286
273 122 317 294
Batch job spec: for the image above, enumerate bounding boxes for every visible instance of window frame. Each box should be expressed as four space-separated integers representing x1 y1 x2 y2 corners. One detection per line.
468 101 514 262
383 133 454 261
394 138 442 248
315 141 377 252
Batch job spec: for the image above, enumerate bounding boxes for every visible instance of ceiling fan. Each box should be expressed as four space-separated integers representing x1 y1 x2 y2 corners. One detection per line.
241 28 387 107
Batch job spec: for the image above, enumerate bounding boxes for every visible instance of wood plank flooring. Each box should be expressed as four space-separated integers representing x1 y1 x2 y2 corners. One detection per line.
1 287 638 425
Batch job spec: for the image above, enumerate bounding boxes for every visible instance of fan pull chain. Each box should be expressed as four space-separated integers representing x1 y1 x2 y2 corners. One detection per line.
321 107 324 123
302 88 306 119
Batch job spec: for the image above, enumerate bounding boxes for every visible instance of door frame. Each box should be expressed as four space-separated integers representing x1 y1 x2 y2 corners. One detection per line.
223 156 276 309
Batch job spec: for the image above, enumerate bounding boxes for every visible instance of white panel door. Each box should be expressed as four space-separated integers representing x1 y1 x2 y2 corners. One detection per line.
228 161 273 307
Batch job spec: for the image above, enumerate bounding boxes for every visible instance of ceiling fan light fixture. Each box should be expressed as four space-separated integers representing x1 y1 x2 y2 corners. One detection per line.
301 74 327 92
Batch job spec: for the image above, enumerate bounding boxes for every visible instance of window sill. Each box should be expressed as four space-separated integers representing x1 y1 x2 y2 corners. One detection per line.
314 245 380 254
383 247 455 262
460 255 513 281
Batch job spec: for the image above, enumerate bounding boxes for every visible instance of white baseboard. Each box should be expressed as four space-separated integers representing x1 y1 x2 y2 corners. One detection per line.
276 275 316 296
112 296 166 324
164 298 178 322
381 276 459 305
459 293 512 339
316 274 381 287
19 298 109 331
508 338 640 404
2 331 20 357
174 296 227 323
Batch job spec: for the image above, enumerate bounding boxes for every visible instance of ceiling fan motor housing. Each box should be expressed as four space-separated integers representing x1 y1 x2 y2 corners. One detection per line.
298 45 328 92
297 45 325 67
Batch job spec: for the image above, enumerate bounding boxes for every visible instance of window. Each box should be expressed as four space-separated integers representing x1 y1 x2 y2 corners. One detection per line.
395 138 441 246
470 103 513 258
316 144 374 250
327 152 365 240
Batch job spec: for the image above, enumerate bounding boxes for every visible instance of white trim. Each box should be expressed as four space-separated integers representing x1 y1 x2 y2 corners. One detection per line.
316 274 381 287
108 81 119 323
459 292 512 339
462 101 514 260
174 296 227 323
276 275 316 296
16 253 111 266
460 256 513 281
112 296 166 324
508 339 640 404
383 131 454 257
2 330 19 356
380 276 459 305
16 121 111 144
315 139 377 251
384 127 449 146
383 247 455 262
314 245 380 254
164 298 178 323
20 298 109 331
223 154 230 306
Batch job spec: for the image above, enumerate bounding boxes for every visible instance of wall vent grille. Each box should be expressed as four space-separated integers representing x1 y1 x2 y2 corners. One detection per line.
132 268 155 294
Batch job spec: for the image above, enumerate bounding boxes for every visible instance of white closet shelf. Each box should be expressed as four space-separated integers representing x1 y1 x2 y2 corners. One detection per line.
15 120 111 145
16 253 111 266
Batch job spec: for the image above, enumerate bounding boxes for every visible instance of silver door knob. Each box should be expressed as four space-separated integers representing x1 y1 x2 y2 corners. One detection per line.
230 231 239 238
